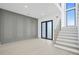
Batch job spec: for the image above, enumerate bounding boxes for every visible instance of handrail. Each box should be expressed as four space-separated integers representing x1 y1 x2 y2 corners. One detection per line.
54 19 61 44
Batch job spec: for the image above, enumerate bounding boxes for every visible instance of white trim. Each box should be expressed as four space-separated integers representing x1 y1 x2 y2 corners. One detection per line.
77 4 79 46
65 7 76 11
54 3 64 13
76 3 78 26
64 3 67 27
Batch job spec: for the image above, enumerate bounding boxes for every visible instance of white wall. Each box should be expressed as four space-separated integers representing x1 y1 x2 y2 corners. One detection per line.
77 16 79 45
38 13 61 40
61 4 66 27
0 9 38 44
38 4 61 40
77 4 79 45
77 15 79 46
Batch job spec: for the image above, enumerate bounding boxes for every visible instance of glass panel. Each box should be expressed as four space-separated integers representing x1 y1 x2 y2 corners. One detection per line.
66 3 75 9
42 22 46 38
66 9 75 26
47 22 52 39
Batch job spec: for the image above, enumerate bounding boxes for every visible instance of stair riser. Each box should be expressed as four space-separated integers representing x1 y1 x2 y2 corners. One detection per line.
57 38 78 41
56 26 78 54
57 38 77 41
60 31 78 34
57 40 78 45
58 36 78 39
58 34 78 37
62 27 77 29
62 29 77 30
61 29 77 31
59 33 78 35
56 41 79 49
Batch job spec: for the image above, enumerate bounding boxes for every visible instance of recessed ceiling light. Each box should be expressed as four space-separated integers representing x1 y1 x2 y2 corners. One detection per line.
24 5 28 8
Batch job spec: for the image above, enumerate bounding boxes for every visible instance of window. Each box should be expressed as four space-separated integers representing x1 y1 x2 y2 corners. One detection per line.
66 9 75 26
66 3 76 26
66 3 75 9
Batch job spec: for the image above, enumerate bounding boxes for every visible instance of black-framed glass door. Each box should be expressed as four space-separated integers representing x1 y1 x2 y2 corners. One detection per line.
41 21 47 39
41 20 53 40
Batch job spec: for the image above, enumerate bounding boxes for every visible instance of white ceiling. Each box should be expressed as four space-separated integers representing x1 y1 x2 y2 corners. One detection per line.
0 3 60 19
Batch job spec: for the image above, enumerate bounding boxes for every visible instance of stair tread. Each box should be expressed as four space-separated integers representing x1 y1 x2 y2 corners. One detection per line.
55 26 79 54
57 39 78 42
57 39 78 44
58 36 78 39
58 34 78 37
60 30 78 33
56 41 79 49
59 35 77 37
55 44 79 54
60 32 78 34
59 33 78 36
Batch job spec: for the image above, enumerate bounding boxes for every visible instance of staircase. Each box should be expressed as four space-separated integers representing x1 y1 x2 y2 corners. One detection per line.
55 26 79 54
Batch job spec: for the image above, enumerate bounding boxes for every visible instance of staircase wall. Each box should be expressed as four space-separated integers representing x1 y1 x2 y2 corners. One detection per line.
77 4 79 46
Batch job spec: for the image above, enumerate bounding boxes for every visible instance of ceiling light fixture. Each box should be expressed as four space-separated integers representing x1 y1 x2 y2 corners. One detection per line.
24 5 28 8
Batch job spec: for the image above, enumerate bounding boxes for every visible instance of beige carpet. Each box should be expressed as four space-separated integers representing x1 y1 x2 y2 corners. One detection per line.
0 39 74 55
